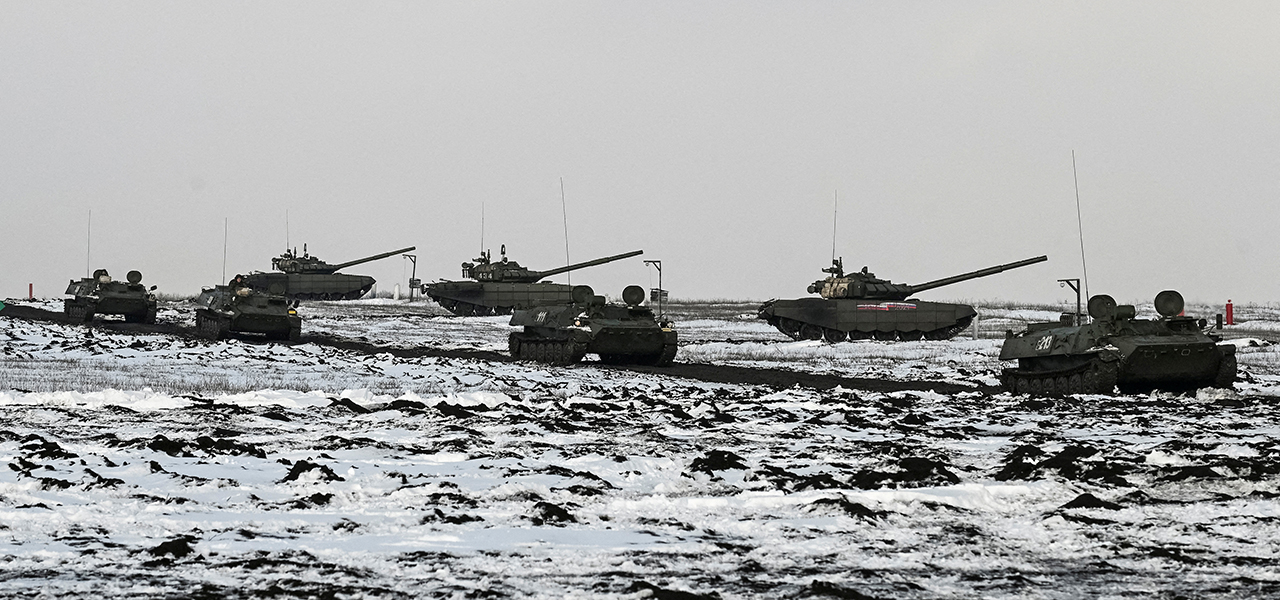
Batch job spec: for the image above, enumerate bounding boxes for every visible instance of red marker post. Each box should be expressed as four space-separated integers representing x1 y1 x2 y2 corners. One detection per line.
28 284 33 300
1226 299 1234 326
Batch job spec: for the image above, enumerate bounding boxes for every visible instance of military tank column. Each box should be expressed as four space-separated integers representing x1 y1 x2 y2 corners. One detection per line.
424 247 644 316
64 269 158 324
508 285 677 366
999 290 1236 396
758 255 1048 343
245 244 416 301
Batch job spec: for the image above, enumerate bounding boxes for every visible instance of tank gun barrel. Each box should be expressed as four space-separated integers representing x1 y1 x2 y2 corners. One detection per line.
531 250 644 279
908 255 1048 294
326 246 417 273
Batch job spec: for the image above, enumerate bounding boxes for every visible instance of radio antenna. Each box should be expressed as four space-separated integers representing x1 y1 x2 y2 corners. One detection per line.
480 202 485 255
222 217 229 284
560 177 571 285
831 190 838 264
1072 150 1090 299
85 209 92 277
285 209 290 252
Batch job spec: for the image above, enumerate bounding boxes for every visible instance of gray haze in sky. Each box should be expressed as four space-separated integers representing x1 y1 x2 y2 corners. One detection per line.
3 2 1278 306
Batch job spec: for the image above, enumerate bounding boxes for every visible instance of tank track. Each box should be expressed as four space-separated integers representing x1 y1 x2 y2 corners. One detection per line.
508 333 587 365
768 316 973 343
1215 351 1237 389
434 297 513 317
291 287 370 302
64 301 95 323
1000 356 1119 397
195 312 229 340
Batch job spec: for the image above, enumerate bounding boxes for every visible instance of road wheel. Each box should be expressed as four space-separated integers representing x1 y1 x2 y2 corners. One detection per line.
799 324 824 340
822 328 848 343
287 327 301 342
898 330 924 341
1042 377 1056 396
1014 377 1031 396
1067 373 1083 395
508 333 521 357
873 330 896 341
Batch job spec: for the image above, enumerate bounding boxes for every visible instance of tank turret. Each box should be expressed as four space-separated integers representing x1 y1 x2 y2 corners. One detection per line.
271 245 417 275
461 247 643 283
809 255 1049 301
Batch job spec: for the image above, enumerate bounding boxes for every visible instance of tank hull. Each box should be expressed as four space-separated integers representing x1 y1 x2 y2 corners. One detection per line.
425 281 575 316
195 307 301 341
507 298 678 366
64 279 157 324
758 297 975 342
998 314 1237 396
242 273 374 301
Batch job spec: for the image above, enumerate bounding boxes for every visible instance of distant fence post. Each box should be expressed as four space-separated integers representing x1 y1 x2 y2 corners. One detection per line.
1226 299 1234 326
29 283 33 300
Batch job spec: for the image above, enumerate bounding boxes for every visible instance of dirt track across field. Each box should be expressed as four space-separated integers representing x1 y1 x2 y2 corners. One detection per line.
2 303 986 395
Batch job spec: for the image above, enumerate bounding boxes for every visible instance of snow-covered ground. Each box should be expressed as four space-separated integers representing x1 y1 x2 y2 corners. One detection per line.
2 297 1279 598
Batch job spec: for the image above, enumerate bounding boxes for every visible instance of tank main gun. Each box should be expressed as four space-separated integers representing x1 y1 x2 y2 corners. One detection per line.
271 245 417 275
907 255 1048 294
461 248 643 283
810 255 1048 301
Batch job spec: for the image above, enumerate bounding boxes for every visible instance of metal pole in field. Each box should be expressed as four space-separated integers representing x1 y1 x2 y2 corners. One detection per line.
644 260 663 319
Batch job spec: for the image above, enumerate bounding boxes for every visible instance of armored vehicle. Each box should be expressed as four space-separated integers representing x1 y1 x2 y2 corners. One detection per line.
64 269 158 323
243 244 416 301
508 285 677 366
425 247 644 316
999 290 1236 396
758 255 1048 342
195 277 301 341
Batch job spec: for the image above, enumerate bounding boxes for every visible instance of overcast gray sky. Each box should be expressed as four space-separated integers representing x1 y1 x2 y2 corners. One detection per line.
3 2 1277 307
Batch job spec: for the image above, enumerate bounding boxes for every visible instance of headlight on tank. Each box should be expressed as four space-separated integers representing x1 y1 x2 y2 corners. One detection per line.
574 319 587 327
288 309 297 315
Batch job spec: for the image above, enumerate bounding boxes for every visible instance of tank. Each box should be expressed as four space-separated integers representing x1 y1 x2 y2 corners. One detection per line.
998 290 1236 395
758 255 1048 342
507 285 677 366
243 244 416 301
425 246 644 316
194 276 301 341
64 269 158 324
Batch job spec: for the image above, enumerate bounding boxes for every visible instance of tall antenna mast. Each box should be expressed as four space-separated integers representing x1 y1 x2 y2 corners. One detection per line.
480 202 485 255
560 177 571 285
831 190 838 263
222 217 228 284
285 209 290 252
1072 150 1090 299
85 209 92 277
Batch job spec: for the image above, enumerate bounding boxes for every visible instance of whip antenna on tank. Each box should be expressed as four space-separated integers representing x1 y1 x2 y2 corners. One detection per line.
479 202 485 256
831 190 838 264
560 177 571 286
222 217 228 284
85 209 92 277
285 209 290 252
1072 150 1090 299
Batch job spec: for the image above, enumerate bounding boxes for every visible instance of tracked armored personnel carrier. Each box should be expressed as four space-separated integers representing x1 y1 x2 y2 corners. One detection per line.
425 247 643 316
508 285 677 366
999 290 1236 396
64 269 158 323
759 255 1047 342
244 244 416 301
195 277 301 341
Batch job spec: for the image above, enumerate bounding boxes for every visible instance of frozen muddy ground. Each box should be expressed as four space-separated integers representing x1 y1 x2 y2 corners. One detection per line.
1 297 1279 598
